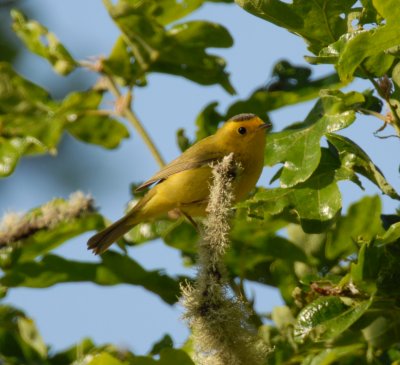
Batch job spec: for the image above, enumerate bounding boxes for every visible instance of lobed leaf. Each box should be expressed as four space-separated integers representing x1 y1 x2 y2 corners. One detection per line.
227 61 342 121
235 0 357 54
243 148 343 233
103 0 234 92
11 10 77 75
336 0 400 81
0 252 182 305
0 64 129 176
376 222 400 245
59 90 129 148
265 90 363 188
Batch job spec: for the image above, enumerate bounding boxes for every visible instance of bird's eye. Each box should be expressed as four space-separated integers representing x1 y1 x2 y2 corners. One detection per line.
238 126 247 135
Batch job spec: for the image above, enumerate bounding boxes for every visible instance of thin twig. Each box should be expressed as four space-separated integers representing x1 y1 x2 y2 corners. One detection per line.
361 66 400 137
105 75 165 167
358 108 389 122
79 59 166 166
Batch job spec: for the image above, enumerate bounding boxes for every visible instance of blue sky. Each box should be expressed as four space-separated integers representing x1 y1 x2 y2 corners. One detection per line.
1 0 399 355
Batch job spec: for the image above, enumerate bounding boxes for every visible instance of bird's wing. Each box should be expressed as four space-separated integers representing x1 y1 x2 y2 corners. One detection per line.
136 137 222 191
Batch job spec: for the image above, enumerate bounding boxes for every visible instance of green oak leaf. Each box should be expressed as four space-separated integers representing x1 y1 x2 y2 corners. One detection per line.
59 90 129 148
242 148 343 233
11 10 77 75
226 68 341 122
306 31 395 80
336 0 400 81
376 222 400 246
0 64 128 176
0 137 45 177
0 252 182 305
103 0 234 92
265 90 363 188
235 0 356 54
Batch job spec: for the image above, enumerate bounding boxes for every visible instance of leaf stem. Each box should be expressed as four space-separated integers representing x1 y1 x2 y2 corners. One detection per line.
361 66 400 136
358 108 389 122
105 75 166 167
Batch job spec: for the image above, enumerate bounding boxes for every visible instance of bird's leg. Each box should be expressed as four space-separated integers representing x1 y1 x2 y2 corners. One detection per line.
181 210 201 234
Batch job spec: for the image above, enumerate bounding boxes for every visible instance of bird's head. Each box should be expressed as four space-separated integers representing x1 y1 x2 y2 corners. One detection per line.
216 113 271 149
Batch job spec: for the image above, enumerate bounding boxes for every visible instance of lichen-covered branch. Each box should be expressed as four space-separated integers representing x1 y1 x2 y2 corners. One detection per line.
181 153 269 365
0 191 94 247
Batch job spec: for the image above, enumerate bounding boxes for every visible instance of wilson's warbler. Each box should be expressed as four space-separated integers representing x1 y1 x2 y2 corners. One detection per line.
88 113 270 254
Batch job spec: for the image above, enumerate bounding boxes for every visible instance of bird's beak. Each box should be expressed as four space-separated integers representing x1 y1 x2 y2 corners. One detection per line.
257 122 272 131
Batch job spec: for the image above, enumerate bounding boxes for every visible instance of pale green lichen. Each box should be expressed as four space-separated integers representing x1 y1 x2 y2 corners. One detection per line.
0 191 94 247
181 153 269 365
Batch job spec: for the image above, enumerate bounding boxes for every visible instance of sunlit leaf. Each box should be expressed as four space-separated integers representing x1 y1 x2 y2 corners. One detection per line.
60 90 129 148
11 10 77 75
0 137 44 177
376 222 400 245
265 90 363 188
0 64 128 176
335 0 400 81
294 296 372 342
235 0 356 54
103 0 234 92
243 148 342 233
87 353 126 365
17 317 47 359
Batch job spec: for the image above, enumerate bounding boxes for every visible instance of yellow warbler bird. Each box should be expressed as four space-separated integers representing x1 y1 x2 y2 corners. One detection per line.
88 113 270 254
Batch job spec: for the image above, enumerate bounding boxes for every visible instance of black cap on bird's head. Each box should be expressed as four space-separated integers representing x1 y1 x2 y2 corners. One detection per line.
228 113 272 131
230 113 257 122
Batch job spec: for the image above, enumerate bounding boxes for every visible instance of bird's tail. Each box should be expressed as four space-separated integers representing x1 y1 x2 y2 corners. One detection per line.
87 214 136 255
